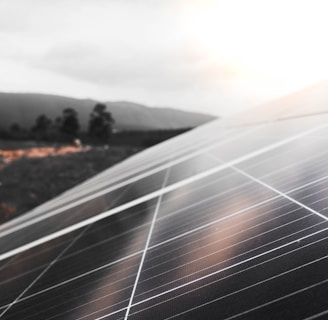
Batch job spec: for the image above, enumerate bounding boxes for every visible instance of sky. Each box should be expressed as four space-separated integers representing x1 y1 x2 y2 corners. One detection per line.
0 0 328 117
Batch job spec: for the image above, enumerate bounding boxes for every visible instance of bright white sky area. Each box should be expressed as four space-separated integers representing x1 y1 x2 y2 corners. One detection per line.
0 0 328 117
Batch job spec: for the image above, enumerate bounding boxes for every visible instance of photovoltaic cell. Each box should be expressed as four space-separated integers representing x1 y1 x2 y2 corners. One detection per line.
1 96 328 319
0 200 159 319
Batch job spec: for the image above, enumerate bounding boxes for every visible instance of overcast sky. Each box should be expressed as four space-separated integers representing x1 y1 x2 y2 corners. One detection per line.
1 0 328 117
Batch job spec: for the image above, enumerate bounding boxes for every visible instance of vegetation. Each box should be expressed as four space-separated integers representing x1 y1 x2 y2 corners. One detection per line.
0 102 192 147
0 142 142 224
31 114 52 140
60 108 80 137
0 101 194 224
88 103 115 142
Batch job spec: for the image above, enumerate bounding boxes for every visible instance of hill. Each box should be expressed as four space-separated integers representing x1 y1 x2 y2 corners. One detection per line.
0 92 216 131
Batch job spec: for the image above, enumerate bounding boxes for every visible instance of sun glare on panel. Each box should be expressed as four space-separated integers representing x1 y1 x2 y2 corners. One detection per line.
181 0 328 92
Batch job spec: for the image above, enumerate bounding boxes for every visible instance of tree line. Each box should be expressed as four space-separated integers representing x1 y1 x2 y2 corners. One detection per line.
6 103 115 144
1 102 193 147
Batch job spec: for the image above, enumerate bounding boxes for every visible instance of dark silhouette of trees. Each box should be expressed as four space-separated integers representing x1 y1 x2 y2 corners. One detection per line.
31 115 52 139
54 116 62 129
8 123 25 140
10 123 21 133
88 103 115 142
32 115 52 132
60 108 80 137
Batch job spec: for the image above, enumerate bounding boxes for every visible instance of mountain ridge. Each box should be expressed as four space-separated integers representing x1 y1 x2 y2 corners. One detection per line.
0 92 216 131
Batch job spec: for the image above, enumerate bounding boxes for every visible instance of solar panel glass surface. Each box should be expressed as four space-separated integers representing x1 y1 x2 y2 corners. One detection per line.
0 105 328 319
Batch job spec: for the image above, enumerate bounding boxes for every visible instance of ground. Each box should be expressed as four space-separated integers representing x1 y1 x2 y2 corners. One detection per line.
0 140 142 224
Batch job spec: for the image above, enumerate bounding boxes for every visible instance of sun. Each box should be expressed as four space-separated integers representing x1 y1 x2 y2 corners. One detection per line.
181 0 328 93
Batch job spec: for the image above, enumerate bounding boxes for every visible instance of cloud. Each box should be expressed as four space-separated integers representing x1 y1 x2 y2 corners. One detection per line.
0 0 262 116
33 40 238 94
0 0 78 34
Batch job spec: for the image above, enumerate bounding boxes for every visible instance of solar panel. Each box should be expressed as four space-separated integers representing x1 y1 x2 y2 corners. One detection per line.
0 96 328 319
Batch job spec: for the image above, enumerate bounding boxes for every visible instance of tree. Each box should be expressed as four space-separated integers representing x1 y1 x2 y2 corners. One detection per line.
31 115 52 136
60 108 80 137
9 123 23 139
88 103 115 142
10 123 21 133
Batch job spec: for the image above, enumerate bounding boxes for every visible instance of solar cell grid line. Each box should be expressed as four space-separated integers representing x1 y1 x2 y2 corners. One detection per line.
153 176 275 241
144 219 328 288
155 193 279 242
153 195 323 250
163 254 328 320
127 228 328 319
1 225 326 320
233 129 328 193
156 153 328 224
3 254 142 320
121 155 328 318
0 116 328 276
287 181 328 207
133 204 325 304
243 150 328 194
150 185 276 245
139 170 288 244
17 124 251 222
210 114 328 163
165 257 328 320
157 182 257 226
221 279 328 320
17 171 168 318
0 169 167 256
136 212 323 297
0 225 89 288
143 207 325 277
29 120 222 200
229 164 328 222
3 250 143 315
22 120 276 220
2 115 327 263
77 121 222 180
147 184 327 255
160 164 307 218
267 177 328 216
0 194 144 308
76 124 238 187
243 155 328 195
3 111 328 316
0 254 19 273
2 191 328 316
303 310 328 320
236 137 328 180
26 131 328 228
23 221 151 298
207 151 328 218
30 118 300 208
0 199 161 319
222 96 328 128
220 97 296 127
0 224 91 318
8 196 326 316
0 164 168 235
0 227 91 308
0 165 312 264
244 144 328 180
123 168 170 320
0 115 327 240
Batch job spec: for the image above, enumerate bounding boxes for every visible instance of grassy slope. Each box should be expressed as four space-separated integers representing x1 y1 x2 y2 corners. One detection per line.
0 144 142 224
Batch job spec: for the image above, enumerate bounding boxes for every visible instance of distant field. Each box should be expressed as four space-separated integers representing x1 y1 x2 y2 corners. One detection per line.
0 142 143 224
0 139 52 150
